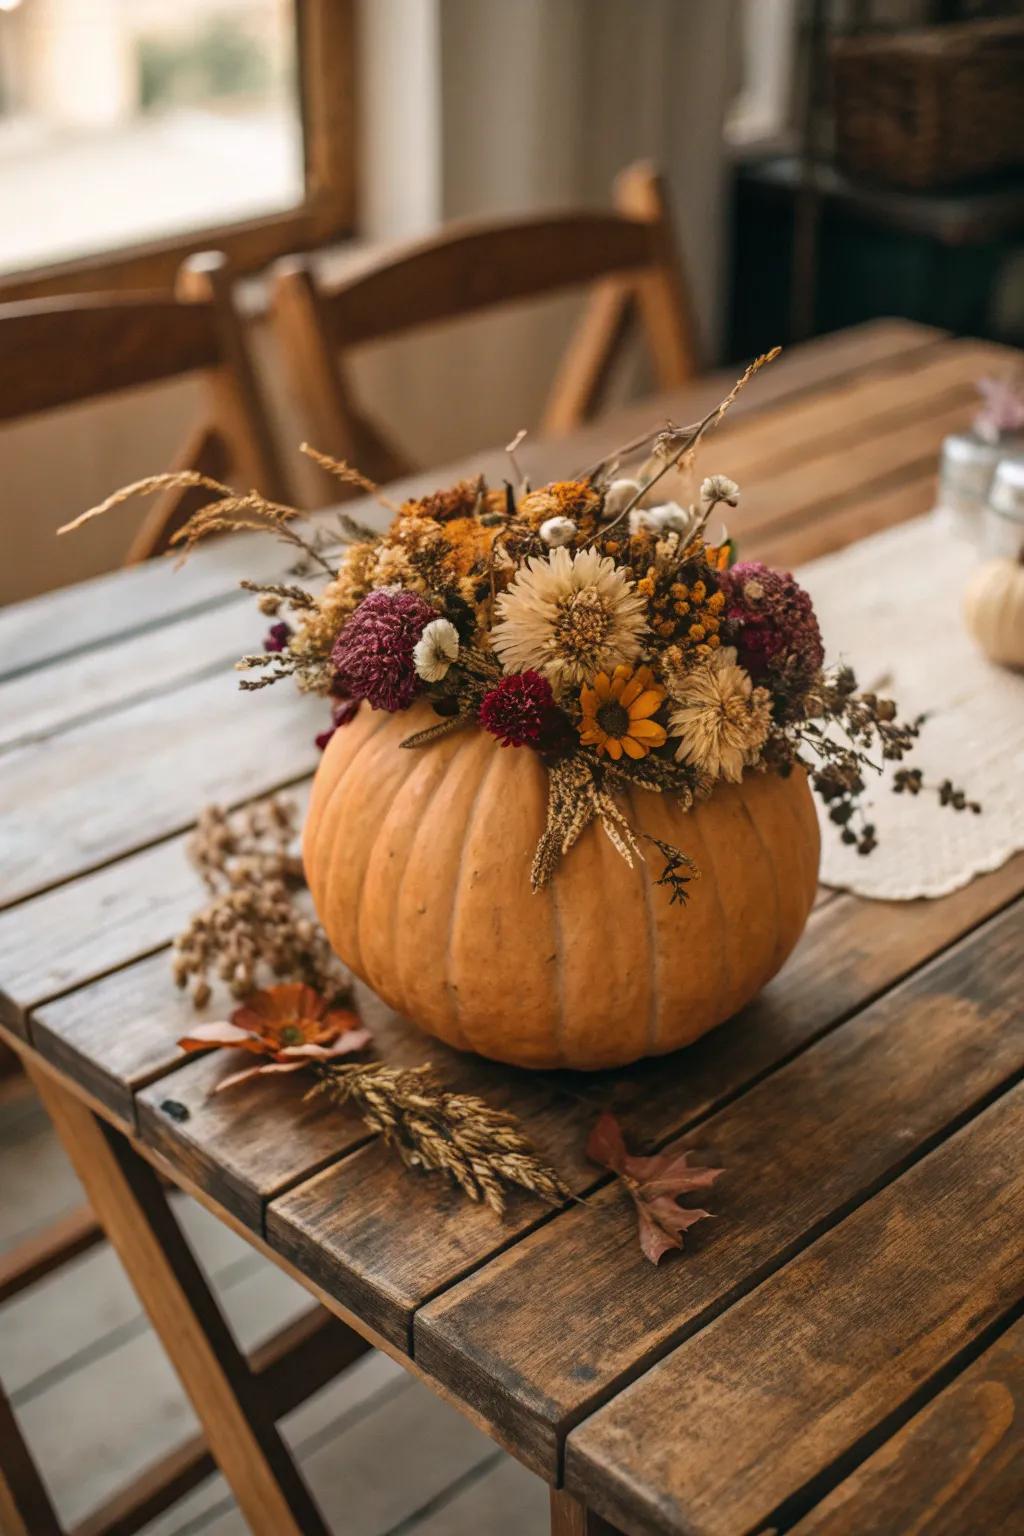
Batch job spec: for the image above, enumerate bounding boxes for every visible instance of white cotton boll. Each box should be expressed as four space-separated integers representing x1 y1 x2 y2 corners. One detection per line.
700 474 740 508
646 501 694 536
628 507 662 537
602 478 643 519
413 618 460 682
539 516 577 547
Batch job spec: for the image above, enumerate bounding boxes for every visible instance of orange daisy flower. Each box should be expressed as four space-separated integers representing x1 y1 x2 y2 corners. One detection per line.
578 664 667 761
178 982 370 1091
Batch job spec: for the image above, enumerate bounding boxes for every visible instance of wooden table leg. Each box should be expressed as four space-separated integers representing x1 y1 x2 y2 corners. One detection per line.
25 1062 328 1536
0 1379 63 1536
550 1487 623 1535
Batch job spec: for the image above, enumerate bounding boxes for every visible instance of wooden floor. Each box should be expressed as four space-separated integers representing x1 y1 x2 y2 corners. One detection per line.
0 1077 548 1535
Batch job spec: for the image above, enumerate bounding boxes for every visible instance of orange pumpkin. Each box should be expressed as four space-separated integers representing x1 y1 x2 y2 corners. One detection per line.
303 702 820 1070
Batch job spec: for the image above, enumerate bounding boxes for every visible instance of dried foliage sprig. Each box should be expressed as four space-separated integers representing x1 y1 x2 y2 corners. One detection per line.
797 666 980 854
307 1063 572 1214
591 347 781 542
172 798 345 1006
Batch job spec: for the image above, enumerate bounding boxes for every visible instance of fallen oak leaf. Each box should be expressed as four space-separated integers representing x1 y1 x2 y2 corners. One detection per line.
586 1111 723 1264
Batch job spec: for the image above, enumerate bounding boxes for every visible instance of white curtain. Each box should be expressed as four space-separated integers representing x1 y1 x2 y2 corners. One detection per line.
353 0 740 465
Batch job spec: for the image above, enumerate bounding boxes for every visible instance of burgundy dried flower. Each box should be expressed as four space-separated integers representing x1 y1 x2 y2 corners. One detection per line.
263 620 292 653
331 589 436 712
315 696 360 751
721 562 824 686
479 670 560 748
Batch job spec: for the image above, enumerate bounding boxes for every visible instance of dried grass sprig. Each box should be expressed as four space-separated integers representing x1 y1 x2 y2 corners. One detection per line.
58 471 230 536
299 442 378 496
60 470 340 580
307 1062 572 1214
592 348 781 543
400 713 473 749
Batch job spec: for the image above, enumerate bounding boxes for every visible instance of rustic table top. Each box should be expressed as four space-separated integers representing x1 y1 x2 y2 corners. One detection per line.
2 319 1022 1536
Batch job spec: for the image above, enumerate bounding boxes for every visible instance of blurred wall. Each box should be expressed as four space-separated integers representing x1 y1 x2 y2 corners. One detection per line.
1 0 738 605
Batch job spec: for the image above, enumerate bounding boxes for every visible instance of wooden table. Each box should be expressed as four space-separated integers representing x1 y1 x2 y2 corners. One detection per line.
2 320 1022 1536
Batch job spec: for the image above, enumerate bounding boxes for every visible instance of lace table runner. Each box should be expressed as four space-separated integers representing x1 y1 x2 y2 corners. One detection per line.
796 516 1024 900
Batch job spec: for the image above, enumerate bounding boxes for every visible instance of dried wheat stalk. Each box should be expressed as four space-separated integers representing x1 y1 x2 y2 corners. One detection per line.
308 1062 572 1215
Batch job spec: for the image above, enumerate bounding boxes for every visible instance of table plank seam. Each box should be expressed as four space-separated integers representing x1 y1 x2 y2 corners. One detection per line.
0 766 316 918
758 1293 1024 1536
0 587 252 690
544 1057 1024 1487
742 451 949 549
0 647 251 761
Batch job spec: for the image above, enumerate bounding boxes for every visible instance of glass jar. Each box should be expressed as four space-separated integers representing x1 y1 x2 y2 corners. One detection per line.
983 458 1024 560
934 433 1005 540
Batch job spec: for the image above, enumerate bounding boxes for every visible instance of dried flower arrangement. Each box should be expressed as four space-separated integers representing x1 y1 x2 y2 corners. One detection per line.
65 350 977 895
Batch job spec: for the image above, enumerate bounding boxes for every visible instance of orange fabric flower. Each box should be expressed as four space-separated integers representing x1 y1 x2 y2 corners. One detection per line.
178 982 370 1091
577 664 667 761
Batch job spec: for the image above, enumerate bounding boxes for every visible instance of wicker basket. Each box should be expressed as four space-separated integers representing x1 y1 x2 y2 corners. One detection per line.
831 17 1024 190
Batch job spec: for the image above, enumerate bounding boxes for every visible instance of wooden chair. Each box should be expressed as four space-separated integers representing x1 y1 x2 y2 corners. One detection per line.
0 252 286 563
272 160 698 501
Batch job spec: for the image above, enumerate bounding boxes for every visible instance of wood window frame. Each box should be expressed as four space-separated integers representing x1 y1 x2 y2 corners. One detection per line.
0 0 356 303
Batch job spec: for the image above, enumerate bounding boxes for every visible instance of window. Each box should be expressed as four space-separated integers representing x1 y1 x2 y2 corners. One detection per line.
0 0 354 298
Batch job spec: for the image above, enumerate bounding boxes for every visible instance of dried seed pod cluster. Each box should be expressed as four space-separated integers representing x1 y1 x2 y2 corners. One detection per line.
172 797 345 1007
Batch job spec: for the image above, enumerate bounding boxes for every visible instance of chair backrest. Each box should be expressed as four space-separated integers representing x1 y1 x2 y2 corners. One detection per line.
0 253 286 562
272 161 698 501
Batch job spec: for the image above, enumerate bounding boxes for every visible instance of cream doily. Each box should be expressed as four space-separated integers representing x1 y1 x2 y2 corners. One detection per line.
795 516 1024 900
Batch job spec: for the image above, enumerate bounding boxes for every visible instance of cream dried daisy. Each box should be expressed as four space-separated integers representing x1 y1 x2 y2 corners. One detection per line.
669 646 771 782
491 547 647 692
413 618 459 681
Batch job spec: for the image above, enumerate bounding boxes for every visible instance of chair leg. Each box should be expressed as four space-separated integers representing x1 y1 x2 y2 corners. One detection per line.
550 1487 623 1535
0 1379 64 1536
25 1062 329 1536
0 1204 105 1305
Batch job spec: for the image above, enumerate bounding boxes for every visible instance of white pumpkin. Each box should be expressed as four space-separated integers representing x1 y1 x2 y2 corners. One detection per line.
963 557 1024 669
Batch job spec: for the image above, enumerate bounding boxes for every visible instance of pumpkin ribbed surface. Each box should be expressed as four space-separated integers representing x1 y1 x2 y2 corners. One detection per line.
303 702 820 1070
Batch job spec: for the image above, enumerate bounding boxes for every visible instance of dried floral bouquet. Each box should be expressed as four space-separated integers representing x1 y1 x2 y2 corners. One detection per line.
65 349 975 897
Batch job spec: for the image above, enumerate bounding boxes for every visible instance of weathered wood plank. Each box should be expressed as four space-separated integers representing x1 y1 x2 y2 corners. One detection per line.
0 785 312 1042
135 977 595 1240
0 595 260 756
697 338 1001 489
0 532 288 685
788 1317 1024 1536
563 1084 1024 1536
755 473 938 569
0 667 322 909
263 868 1023 1358
415 900 1024 1477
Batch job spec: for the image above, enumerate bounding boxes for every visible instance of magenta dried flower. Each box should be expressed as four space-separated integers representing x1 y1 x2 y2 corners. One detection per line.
721 562 823 686
331 588 436 712
479 671 558 748
315 696 360 751
263 620 292 653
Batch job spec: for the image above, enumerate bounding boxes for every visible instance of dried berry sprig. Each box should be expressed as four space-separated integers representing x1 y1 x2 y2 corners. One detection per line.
894 769 981 815
172 798 344 1007
644 835 700 906
307 1063 572 1215
798 666 980 853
